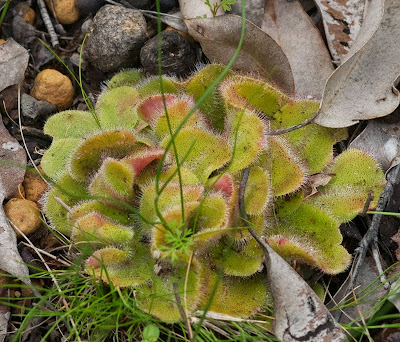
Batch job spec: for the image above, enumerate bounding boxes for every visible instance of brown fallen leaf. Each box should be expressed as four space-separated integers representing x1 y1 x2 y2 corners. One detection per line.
315 0 399 128
0 116 30 285
262 0 334 98
263 243 347 341
185 14 295 95
305 172 335 198
0 39 29 93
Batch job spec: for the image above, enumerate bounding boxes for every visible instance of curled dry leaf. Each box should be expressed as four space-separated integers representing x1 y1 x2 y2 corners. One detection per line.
349 109 400 172
304 172 334 197
315 0 400 128
185 14 295 95
262 0 334 98
0 117 30 285
263 243 347 341
0 39 29 93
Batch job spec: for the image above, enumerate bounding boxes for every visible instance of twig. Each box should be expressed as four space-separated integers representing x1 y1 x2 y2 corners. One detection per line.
265 110 319 136
173 282 193 340
351 164 400 288
37 0 59 48
360 191 388 288
371 240 388 289
360 190 374 217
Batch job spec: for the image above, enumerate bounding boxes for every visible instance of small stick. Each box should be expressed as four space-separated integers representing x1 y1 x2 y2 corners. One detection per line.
37 0 59 48
360 191 374 217
359 191 388 288
371 240 388 289
173 282 194 340
265 110 319 136
351 164 400 288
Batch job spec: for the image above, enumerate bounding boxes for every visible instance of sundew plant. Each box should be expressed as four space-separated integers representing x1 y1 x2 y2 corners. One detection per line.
40 62 385 322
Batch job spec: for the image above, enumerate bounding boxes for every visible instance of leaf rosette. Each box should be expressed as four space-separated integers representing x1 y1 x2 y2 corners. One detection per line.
42 64 385 322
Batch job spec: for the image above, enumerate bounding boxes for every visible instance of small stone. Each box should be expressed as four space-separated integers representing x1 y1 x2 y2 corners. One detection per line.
4 198 42 237
81 18 92 36
140 30 198 77
23 167 48 203
21 93 56 124
44 0 80 25
30 69 74 110
124 0 152 10
85 5 147 73
0 39 5 45
15 2 36 26
75 0 105 16
158 0 178 12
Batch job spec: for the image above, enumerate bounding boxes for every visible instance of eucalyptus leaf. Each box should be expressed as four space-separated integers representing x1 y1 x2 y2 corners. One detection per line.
263 244 347 341
0 118 31 286
315 0 400 128
186 14 295 95
262 0 333 98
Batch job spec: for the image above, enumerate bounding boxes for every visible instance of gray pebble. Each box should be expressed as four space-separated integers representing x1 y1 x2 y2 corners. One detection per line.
21 94 56 124
85 5 147 73
81 18 92 36
140 30 198 77
76 0 106 16
123 0 152 10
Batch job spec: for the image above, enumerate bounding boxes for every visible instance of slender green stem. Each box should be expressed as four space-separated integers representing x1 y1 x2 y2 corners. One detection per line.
0 0 10 29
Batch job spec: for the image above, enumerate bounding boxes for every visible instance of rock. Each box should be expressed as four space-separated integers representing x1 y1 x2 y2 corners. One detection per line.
4 198 42 238
23 167 48 203
85 5 147 73
0 39 5 45
12 16 36 48
140 30 198 77
44 0 80 25
75 0 105 16
21 93 56 124
30 69 74 110
231 0 265 27
15 2 36 26
159 0 178 12
81 18 92 36
124 0 152 10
